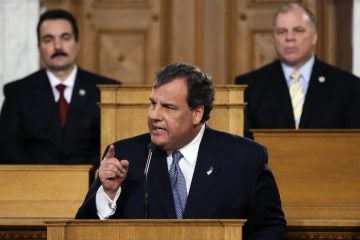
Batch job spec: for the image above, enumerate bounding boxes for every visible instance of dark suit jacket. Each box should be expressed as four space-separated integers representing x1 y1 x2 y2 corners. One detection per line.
235 58 360 138
75 127 286 240
0 68 119 167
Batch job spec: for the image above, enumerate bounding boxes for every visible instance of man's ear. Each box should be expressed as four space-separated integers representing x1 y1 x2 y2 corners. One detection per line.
192 105 204 124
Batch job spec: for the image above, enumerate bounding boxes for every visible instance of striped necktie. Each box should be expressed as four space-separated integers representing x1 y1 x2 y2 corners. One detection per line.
289 71 304 129
169 150 187 218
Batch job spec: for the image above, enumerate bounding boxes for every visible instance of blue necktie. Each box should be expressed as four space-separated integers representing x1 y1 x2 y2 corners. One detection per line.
169 150 187 218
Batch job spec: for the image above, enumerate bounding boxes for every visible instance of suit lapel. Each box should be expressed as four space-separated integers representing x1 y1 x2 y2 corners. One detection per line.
63 70 89 141
33 71 63 141
300 59 328 127
183 127 220 218
271 62 296 127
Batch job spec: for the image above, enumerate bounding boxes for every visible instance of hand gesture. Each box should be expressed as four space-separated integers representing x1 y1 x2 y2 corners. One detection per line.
98 145 129 199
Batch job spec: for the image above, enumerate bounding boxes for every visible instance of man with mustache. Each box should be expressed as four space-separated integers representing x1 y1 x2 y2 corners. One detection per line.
235 3 360 139
0 9 119 167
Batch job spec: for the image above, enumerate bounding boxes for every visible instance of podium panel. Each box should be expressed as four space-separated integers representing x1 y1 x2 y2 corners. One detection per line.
98 84 246 154
252 129 360 220
0 165 92 220
46 219 245 240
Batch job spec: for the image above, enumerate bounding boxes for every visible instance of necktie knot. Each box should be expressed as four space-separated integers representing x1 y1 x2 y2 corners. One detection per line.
56 84 66 94
291 70 301 83
172 150 183 165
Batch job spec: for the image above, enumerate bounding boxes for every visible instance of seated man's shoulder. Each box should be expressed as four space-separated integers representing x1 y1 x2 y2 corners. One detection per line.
3 70 44 94
79 68 121 85
208 128 265 152
235 60 279 85
318 60 360 83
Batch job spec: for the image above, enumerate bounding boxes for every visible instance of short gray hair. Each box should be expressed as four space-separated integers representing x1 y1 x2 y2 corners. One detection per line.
273 3 317 31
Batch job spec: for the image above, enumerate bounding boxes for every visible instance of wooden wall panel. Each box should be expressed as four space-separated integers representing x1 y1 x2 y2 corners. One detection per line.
253 32 276 68
82 0 162 84
98 31 146 84
45 0 163 84
92 0 150 8
232 0 278 77
44 0 351 83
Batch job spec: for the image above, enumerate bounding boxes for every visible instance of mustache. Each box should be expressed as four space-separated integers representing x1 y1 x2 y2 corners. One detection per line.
51 51 68 59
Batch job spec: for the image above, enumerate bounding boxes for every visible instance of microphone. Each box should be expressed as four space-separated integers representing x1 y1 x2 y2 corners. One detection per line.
143 142 155 218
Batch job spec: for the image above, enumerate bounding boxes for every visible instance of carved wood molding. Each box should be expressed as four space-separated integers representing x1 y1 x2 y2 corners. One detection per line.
0 226 46 240
288 225 360 240
1 222 359 240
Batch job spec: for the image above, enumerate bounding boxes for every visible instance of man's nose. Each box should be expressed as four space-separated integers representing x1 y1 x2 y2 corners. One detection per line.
285 31 296 40
53 38 62 50
148 105 162 120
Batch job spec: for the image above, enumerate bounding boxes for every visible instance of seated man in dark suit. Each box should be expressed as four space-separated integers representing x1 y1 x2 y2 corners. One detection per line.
0 9 119 167
235 3 360 139
75 63 287 240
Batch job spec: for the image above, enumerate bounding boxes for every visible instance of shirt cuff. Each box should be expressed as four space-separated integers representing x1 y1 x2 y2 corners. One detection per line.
95 185 122 219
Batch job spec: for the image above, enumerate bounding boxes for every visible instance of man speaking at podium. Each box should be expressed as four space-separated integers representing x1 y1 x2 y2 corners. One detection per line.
76 63 286 239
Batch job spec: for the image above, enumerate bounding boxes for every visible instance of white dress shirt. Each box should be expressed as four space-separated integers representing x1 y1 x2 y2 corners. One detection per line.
47 66 77 103
281 55 314 94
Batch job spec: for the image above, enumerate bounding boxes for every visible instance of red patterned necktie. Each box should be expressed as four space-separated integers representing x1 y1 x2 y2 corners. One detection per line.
56 84 69 128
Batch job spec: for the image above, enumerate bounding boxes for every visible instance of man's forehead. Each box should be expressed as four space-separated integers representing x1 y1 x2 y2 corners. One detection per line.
40 19 72 34
150 82 188 102
276 10 310 25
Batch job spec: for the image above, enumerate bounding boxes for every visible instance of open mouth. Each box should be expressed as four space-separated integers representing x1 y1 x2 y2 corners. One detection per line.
152 126 166 134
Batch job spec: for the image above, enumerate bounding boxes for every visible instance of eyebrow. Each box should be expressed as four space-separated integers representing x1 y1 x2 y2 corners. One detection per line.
41 32 73 39
149 97 178 109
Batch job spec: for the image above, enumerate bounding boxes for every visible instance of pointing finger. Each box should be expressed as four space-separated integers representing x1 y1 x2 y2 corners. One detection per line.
105 144 115 159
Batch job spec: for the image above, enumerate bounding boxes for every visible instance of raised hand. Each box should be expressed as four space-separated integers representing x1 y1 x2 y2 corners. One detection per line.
98 145 129 199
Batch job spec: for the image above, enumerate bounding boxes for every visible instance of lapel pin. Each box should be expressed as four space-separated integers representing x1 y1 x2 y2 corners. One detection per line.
206 166 214 176
79 89 86 96
318 76 326 83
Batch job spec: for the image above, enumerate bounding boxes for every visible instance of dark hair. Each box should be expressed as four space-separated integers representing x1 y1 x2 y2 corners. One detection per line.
154 63 214 123
273 3 317 31
37 9 79 45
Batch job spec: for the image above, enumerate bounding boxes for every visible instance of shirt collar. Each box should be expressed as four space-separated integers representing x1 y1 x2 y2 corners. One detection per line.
168 124 206 167
47 65 78 89
281 55 315 87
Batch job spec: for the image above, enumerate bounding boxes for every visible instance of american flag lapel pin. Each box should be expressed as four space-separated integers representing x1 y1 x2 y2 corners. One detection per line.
206 166 214 175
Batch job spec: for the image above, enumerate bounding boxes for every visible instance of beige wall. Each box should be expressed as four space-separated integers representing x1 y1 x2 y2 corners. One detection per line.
0 0 39 107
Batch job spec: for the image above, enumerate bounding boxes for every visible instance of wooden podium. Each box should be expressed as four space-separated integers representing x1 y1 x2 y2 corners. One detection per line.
252 129 360 219
252 129 360 239
0 165 92 239
46 219 245 240
98 84 246 154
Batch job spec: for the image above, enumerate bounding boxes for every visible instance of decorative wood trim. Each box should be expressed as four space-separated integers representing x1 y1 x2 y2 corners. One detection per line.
1 220 360 240
288 225 360 240
0 225 46 240
92 0 151 9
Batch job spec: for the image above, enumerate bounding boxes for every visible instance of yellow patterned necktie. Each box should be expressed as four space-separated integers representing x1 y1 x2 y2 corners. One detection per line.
289 71 304 129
